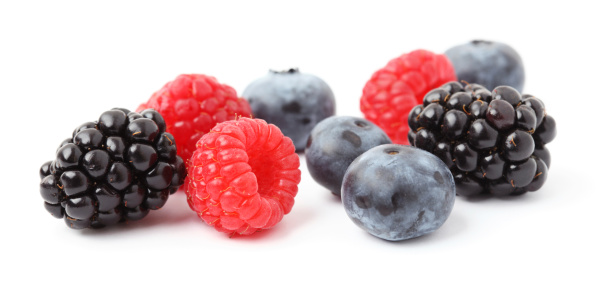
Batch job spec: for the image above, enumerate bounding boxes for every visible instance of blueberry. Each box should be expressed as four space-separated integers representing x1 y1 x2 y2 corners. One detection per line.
242 68 336 151
445 40 525 92
305 116 391 197
341 144 455 241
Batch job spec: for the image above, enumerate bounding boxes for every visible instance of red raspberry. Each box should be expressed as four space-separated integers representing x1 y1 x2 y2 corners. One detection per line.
137 74 252 164
360 50 456 144
184 117 301 235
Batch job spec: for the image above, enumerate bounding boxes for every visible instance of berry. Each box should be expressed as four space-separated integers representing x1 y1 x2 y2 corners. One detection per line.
361 49 457 144
184 117 301 236
445 40 525 92
137 74 252 164
242 68 336 151
305 116 391 197
408 83 556 196
341 144 455 241
39 108 186 229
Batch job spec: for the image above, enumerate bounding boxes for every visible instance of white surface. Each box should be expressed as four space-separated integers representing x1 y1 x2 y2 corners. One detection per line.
1 1 596 286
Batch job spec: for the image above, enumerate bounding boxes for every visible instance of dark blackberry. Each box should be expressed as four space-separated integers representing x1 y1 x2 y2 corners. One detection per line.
39 108 187 229
408 82 556 196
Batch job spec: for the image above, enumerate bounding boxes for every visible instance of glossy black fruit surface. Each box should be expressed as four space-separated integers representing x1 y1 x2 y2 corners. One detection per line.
408 82 556 196
38 108 187 229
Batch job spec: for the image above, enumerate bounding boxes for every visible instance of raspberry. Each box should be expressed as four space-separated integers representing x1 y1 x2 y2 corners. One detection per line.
408 83 556 196
137 74 252 165
360 49 456 144
184 117 301 235
39 108 186 229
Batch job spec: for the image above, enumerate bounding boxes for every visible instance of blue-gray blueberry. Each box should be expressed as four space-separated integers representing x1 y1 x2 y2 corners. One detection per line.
305 116 391 197
242 69 335 151
445 40 525 92
341 144 455 241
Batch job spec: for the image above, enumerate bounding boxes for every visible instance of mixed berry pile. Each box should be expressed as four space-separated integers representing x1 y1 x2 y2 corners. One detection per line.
39 40 557 241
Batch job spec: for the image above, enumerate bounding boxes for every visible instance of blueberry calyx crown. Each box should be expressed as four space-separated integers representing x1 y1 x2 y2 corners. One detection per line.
471 39 493 45
269 68 299 74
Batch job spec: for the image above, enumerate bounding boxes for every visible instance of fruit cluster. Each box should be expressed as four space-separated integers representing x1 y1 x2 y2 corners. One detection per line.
407 83 555 196
39 108 186 229
38 39 556 241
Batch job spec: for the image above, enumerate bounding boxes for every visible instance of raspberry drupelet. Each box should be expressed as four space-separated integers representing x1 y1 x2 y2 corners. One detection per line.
184 117 301 235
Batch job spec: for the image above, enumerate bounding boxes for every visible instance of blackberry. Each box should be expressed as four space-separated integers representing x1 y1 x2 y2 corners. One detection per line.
408 83 556 196
40 108 186 229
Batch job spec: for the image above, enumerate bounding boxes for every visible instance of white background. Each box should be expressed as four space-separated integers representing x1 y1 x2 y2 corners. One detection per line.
1 1 596 286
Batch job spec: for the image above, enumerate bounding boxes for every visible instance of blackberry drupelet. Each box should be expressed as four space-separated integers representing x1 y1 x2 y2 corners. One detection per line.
408 82 556 196
39 108 186 229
